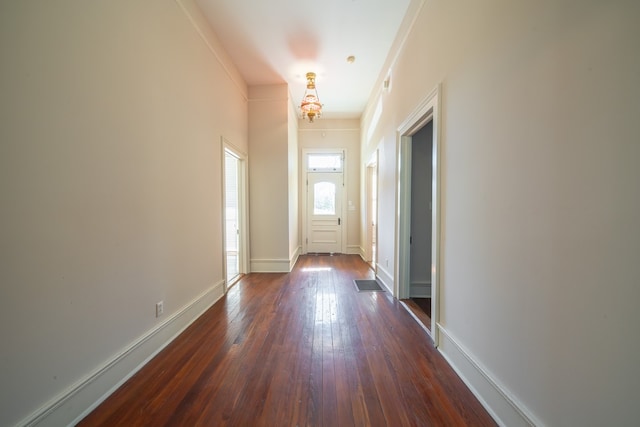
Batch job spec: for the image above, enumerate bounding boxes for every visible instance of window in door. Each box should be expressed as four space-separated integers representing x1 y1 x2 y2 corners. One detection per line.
313 181 336 215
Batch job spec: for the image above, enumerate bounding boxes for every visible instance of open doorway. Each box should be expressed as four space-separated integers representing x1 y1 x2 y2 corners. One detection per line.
222 139 248 290
396 85 441 344
406 123 433 328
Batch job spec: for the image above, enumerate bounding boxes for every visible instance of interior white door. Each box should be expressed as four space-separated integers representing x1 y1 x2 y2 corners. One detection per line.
224 150 240 285
367 164 378 269
307 172 343 253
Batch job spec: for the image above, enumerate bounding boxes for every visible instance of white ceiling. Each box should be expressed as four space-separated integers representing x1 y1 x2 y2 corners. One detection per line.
196 0 413 119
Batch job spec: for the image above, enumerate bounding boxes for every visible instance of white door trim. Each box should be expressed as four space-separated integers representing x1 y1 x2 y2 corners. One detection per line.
395 84 442 345
302 148 348 254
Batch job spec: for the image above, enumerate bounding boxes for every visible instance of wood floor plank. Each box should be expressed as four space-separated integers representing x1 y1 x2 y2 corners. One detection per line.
79 255 496 427
401 298 432 332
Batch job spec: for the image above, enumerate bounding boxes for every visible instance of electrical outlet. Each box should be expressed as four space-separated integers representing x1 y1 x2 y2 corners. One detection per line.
156 301 164 318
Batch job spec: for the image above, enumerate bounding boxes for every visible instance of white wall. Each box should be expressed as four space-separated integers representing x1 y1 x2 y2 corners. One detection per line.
299 119 361 255
0 1 248 425
288 97 301 264
362 1 640 425
248 84 292 271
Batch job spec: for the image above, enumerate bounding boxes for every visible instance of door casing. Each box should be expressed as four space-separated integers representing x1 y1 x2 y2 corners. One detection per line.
221 137 249 291
302 149 347 254
395 84 441 345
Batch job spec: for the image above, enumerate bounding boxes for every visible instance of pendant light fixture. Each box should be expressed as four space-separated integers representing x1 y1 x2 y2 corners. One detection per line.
300 72 322 123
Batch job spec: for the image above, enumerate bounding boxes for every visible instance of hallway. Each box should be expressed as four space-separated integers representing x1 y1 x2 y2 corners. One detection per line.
80 255 495 426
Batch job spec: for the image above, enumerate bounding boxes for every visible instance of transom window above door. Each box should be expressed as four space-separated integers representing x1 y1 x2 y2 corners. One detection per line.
307 153 343 172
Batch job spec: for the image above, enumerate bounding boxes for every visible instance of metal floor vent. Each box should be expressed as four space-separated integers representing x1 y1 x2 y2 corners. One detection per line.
354 279 384 292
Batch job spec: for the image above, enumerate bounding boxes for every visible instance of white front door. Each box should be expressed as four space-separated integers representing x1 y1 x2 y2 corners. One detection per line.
307 172 343 253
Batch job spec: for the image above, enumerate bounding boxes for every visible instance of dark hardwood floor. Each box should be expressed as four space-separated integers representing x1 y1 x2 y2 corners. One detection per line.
400 298 432 332
412 298 432 319
79 255 495 426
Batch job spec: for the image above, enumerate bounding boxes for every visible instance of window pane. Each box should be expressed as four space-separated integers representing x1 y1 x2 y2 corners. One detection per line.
308 154 342 171
314 182 336 215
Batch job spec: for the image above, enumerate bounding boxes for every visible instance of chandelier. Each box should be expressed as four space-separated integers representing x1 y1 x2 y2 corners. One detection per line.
300 72 322 123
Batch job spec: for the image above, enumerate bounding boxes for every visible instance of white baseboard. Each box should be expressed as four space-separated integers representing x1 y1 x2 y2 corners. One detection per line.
20 280 226 427
410 281 431 298
375 264 394 294
250 258 291 272
436 324 541 427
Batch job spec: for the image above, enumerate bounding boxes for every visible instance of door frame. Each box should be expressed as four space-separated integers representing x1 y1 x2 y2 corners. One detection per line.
302 148 347 254
395 84 441 344
221 137 249 292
